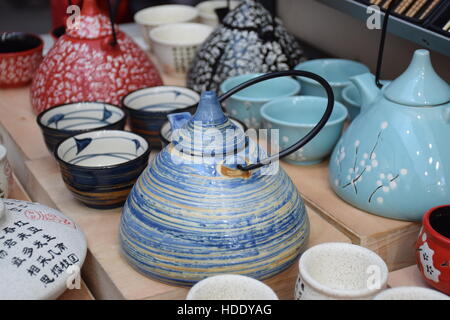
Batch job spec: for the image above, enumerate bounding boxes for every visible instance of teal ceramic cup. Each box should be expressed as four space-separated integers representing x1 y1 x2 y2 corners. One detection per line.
220 73 301 129
294 59 369 103
261 96 348 165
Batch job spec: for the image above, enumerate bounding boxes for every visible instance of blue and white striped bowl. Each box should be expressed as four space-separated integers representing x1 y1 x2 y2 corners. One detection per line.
37 102 126 154
123 86 200 149
55 130 150 209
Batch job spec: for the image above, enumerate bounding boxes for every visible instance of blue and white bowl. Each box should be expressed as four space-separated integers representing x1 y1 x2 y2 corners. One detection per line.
122 86 200 149
37 102 126 153
55 130 150 209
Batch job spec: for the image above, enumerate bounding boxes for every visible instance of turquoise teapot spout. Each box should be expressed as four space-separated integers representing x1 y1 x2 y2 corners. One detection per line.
329 49 450 221
350 73 381 113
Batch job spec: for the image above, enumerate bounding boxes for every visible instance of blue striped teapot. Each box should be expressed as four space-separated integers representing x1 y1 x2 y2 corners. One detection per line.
120 71 335 285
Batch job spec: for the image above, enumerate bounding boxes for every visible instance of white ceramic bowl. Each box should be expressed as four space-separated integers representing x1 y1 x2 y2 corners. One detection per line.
134 5 199 46
149 23 213 77
196 0 241 27
296 242 389 300
186 274 279 300
373 287 450 300
56 130 148 167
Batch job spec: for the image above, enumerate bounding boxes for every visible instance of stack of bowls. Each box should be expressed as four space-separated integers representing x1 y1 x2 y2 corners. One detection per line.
220 73 301 129
134 4 199 47
36 102 151 210
134 4 213 78
295 59 370 120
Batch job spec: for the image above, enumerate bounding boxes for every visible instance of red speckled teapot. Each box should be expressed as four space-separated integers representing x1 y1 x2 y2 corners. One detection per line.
31 0 162 114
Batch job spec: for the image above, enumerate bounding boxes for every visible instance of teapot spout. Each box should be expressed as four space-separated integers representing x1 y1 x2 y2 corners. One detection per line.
350 73 381 112
168 112 192 131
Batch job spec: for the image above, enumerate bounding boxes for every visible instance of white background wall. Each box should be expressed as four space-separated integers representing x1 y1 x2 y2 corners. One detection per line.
278 0 450 82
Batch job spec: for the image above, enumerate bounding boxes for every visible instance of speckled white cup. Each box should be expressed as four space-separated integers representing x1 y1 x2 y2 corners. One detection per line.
373 287 450 300
295 243 389 300
187 274 278 300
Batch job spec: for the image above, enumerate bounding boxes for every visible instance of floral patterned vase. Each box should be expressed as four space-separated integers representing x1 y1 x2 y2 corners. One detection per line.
31 0 162 114
329 49 450 221
186 0 305 93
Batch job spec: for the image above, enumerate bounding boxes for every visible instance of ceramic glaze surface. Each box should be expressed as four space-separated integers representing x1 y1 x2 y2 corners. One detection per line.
373 287 449 300
187 0 305 92
295 243 388 300
37 102 126 153
0 32 43 88
187 274 278 300
261 96 347 165
123 86 200 149
120 91 309 285
56 130 150 209
196 0 241 27
0 145 13 199
329 50 450 221
416 205 450 295
160 117 246 148
150 23 213 77
295 59 370 103
134 4 199 46
31 0 162 114
220 73 301 129
0 199 87 300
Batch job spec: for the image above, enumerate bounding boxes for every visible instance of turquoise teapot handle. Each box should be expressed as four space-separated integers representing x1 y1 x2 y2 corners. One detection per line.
219 70 335 171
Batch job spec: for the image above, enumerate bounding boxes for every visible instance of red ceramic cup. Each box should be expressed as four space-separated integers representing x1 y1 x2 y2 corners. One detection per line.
0 32 44 88
416 205 450 295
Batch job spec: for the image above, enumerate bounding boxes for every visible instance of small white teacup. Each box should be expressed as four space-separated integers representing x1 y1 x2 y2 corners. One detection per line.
187 274 278 300
134 4 199 47
295 242 389 300
373 287 450 300
149 23 213 77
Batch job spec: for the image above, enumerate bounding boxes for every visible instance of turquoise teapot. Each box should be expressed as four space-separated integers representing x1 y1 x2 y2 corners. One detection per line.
120 71 334 285
329 49 450 221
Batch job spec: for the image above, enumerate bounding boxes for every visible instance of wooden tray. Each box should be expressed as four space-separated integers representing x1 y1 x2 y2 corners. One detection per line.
7 174 94 300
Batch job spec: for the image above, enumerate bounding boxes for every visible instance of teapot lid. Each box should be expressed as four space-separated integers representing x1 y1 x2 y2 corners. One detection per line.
384 50 450 107
66 0 114 39
171 91 247 157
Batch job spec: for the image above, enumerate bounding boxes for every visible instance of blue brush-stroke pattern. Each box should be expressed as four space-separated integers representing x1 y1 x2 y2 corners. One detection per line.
45 107 122 130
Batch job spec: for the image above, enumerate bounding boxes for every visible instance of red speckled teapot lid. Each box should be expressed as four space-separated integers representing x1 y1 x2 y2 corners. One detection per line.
66 0 114 39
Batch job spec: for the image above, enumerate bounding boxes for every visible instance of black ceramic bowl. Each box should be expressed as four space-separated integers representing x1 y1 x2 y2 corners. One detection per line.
122 86 200 149
37 102 126 154
55 130 150 210
159 116 248 148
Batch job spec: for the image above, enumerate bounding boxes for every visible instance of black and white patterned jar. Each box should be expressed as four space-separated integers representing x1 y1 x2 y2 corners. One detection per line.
187 0 306 93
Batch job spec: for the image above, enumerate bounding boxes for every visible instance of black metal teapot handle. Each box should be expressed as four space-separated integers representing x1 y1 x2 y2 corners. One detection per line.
218 70 335 171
